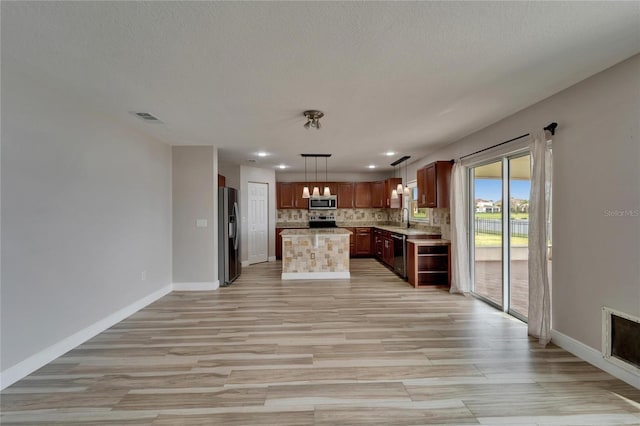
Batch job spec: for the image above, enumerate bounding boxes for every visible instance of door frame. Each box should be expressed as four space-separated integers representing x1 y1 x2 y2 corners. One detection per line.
467 148 530 322
247 181 269 265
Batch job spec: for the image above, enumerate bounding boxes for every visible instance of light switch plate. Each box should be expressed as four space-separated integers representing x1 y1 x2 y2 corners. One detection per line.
196 219 208 228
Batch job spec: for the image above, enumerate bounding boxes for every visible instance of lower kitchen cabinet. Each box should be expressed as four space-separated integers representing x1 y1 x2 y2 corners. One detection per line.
345 227 356 257
275 228 284 259
374 228 383 259
406 240 451 287
355 227 372 256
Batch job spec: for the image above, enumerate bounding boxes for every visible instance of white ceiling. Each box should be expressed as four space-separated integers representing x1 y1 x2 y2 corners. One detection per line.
3 2 639 172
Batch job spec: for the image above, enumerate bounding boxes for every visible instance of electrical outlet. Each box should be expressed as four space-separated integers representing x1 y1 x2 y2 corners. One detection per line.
310 253 315 259
141 270 147 281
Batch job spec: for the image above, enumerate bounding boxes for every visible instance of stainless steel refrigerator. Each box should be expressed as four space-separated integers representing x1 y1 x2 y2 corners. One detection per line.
218 187 240 286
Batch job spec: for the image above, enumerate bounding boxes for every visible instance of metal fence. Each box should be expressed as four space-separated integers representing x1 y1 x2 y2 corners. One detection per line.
475 218 529 237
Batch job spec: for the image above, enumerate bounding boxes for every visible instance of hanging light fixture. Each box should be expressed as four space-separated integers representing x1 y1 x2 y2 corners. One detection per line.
312 157 320 198
303 110 324 130
391 163 399 199
302 156 310 199
390 155 411 200
403 160 411 197
323 156 331 196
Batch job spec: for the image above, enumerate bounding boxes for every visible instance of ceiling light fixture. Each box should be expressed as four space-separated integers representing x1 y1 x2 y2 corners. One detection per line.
390 155 411 200
368 165 376 169
278 164 287 169
257 151 268 157
323 156 331 197
302 157 310 199
303 110 324 130
312 157 320 197
301 154 332 198
385 151 395 156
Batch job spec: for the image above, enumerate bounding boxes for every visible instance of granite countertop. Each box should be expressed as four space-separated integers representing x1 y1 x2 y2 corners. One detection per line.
372 225 441 237
276 222 309 229
406 238 451 245
280 228 352 236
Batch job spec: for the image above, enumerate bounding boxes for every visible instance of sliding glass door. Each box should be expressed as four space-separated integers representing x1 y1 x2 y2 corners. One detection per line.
472 160 504 308
470 153 532 321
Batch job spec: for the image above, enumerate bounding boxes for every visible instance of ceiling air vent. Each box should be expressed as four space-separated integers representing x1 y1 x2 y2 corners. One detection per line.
130 111 163 123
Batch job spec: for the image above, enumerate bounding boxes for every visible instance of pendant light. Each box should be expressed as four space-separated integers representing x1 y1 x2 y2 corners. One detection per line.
312 157 320 198
403 160 411 197
302 156 310 199
390 163 399 199
323 156 331 197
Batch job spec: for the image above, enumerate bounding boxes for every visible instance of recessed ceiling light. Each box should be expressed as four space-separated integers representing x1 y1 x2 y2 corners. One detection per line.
385 151 395 156
257 152 268 157
368 165 376 169
277 164 287 169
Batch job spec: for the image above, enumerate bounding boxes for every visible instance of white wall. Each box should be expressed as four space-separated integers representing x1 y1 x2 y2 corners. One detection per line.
240 165 276 263
172 146 218 284
218 160 241 190
1 67 172 377
409 54 640 352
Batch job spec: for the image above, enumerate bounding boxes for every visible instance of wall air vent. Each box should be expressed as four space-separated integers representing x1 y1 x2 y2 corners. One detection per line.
130 111 163 123
602 307 640 373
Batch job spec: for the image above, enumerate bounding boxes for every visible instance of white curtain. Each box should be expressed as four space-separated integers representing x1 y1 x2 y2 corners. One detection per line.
449 162 471 294
528 129 553 345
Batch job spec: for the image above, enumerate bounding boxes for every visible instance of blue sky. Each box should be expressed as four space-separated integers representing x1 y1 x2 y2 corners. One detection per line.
475 179 530 202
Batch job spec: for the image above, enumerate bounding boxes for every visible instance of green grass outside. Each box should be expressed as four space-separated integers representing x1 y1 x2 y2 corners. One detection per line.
475 233 528 247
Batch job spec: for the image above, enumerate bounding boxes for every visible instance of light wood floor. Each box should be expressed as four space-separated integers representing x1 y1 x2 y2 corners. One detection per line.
2 259 639 425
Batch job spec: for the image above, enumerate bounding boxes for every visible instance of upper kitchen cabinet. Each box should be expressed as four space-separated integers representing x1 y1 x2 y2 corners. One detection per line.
337 182 354 208
385 178 402 209
371 181 385 208
354 182 372 208
277 182 296 209
417 161 452 208
294 182 309 209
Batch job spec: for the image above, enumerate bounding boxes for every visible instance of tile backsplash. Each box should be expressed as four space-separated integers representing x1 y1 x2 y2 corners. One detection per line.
277 208 389 223
277 207 450 239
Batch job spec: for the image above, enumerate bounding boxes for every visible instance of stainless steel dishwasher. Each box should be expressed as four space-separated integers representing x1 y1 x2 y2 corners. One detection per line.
392 233 407 278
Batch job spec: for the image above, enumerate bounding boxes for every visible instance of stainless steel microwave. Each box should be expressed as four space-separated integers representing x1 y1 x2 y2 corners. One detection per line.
308 196 337 210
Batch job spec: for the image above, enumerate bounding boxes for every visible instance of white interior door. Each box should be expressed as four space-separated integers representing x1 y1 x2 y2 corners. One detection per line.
248 182 268 264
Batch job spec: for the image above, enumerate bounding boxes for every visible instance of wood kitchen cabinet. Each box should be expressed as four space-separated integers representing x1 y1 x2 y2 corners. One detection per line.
417 161 452 208
292 183 306 209
337 183 354 208
277 183 296 209
371 181 385 208
354 182 372 208
276 227 283 259
355 227 372 256
374 228 383 259
345 227 356 256
407 241 451 287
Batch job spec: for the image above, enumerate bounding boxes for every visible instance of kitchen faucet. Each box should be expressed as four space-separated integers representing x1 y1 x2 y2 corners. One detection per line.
401 207 410 229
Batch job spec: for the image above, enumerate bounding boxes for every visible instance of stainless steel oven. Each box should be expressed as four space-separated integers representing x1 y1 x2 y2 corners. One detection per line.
308 196 337 210
392 233 407 278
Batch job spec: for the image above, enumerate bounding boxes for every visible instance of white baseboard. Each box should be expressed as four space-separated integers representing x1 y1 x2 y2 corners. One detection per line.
551 329 640 389
282 271 350 280
241 260 250 267
268 256 276 262
0 284 172 391
172 281 219 291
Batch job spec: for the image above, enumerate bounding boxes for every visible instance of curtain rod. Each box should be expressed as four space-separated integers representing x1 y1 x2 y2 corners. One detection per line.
459 122 557 160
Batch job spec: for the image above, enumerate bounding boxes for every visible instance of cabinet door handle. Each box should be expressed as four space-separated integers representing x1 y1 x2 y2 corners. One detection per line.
422 195 425 203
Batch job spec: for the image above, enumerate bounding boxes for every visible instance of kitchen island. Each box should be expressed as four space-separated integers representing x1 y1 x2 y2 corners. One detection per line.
280 228 352 280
